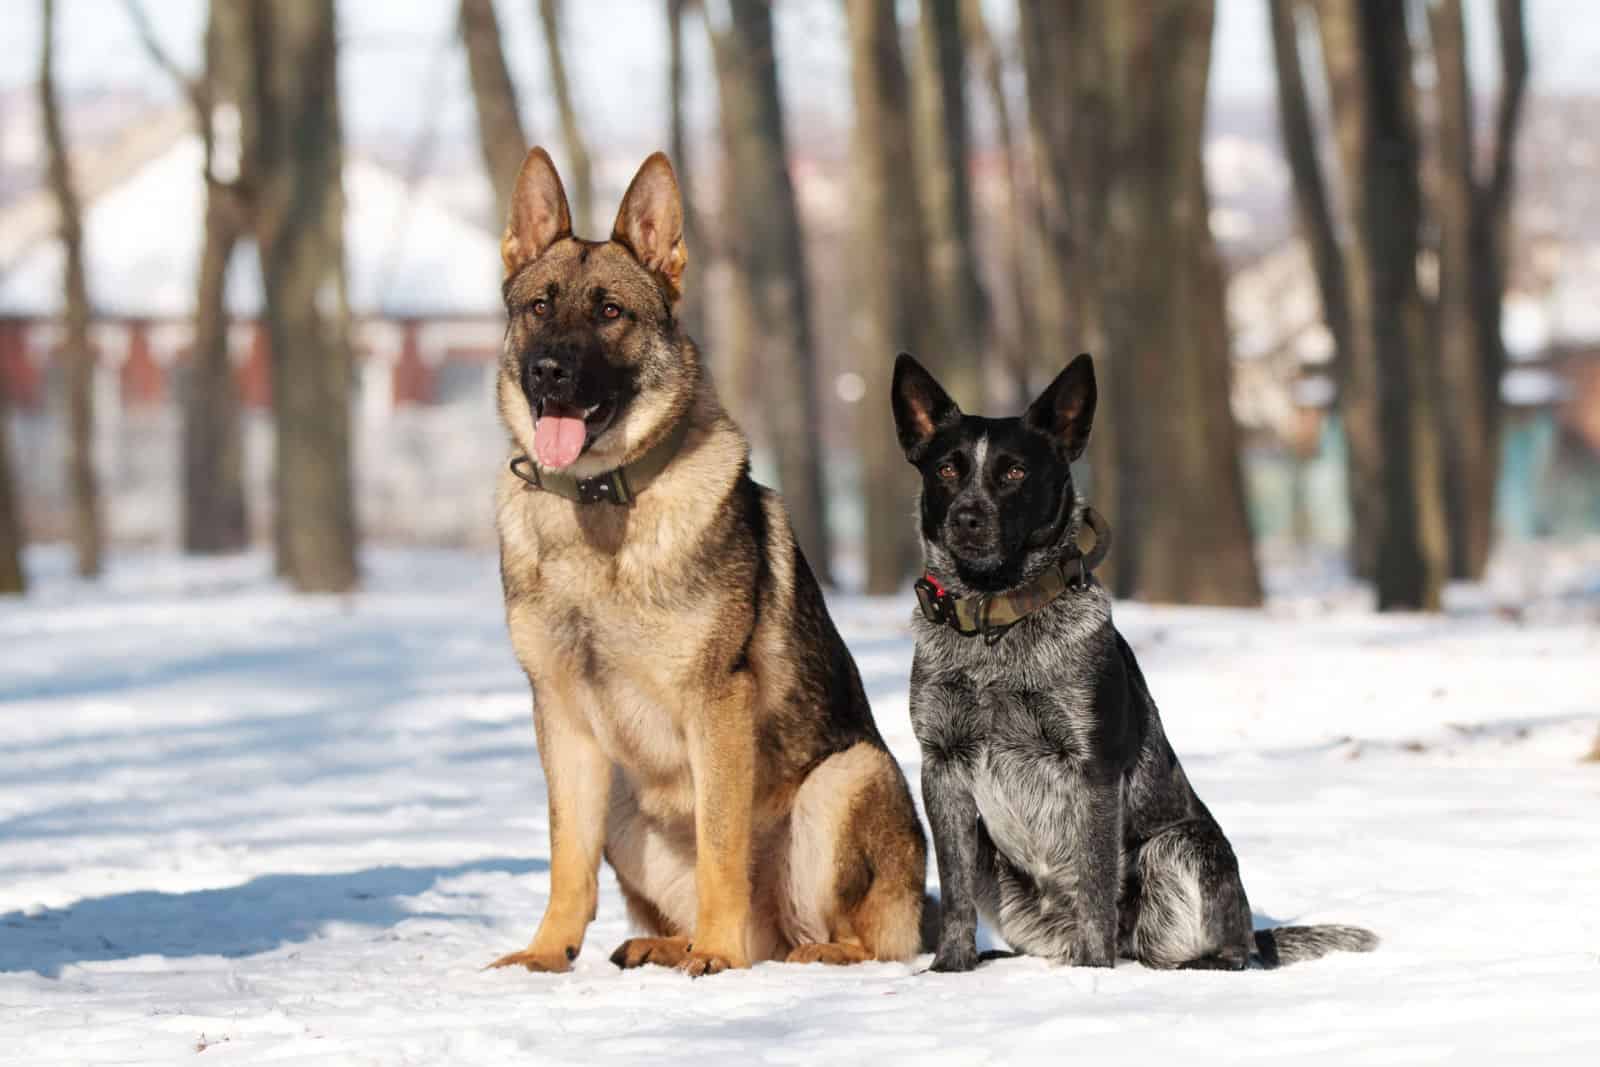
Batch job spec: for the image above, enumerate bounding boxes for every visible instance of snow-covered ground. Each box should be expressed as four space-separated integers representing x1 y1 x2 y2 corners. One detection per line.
2 544 1598 1065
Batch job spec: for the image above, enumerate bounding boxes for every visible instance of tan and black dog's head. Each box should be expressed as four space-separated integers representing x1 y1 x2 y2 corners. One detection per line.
497 147 699 477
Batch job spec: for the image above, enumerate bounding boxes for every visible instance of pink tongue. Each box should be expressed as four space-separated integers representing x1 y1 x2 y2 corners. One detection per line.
534 412 587 470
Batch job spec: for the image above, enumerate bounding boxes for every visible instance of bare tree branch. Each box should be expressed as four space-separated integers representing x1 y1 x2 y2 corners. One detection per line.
1485 0 1528 222
122 0 218 176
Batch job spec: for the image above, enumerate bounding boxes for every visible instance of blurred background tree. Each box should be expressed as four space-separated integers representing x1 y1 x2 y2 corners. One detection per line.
240 0 358 593
2 0 1586 620
126 0 251 556
38 0 102 579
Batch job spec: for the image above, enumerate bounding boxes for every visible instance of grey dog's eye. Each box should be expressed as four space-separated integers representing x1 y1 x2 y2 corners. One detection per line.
936 462 959 481
1003 465 1027 483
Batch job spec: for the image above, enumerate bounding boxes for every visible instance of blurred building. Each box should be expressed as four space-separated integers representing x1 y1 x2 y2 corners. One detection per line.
0 105 509 546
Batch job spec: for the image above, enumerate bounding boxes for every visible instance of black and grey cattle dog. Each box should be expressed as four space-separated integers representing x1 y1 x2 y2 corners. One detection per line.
892 352 1378 972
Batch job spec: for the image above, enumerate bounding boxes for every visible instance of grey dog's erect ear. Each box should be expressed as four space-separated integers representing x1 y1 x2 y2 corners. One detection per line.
891 353 961 460
1024 353 1096 461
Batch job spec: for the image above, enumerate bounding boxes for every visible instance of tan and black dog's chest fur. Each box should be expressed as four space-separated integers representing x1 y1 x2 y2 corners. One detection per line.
496 389 842 827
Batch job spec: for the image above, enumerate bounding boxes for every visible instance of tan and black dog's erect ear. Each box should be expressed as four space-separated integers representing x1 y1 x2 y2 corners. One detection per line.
611 152 688 299
1024 353 1097 462
892 353 961 461
502 147 572 277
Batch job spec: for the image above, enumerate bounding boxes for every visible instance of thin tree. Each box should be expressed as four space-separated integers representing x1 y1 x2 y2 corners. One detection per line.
239 0 359 592
39 0 103 579
1015 1 1124 589
460 0 529 226
707 0 832 582
845 0 936 594
1267 0 1365 573
963 0 1035 407
536 0 594 232
667 0 706 341
125 0 251 554
0 391 23 594
1316 0 1447 610
912 0 990 407
1427 0 1528 579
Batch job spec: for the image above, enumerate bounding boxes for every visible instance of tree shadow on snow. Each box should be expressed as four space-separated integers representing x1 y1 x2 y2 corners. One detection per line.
0 856 544 978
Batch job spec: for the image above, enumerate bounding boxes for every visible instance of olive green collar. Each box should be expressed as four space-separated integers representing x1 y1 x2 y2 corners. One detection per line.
915 507 1112 644
509 417 690 506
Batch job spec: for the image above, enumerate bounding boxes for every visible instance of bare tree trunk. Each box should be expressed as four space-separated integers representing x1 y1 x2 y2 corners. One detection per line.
460 0 529 226
184 184 250 554
537 0 594 232
1429 0 1484 581
667 0 705 341
1016 1 1125 590
1014 0 1067 369
1100 1 1261 606
1469 0 1527 575
1269 0 1369 575
845 0 935 594
242 0 359 593
1429 0 1527 580
911 0 989 407
127 0 252 554
0 396 23 594
708 0 832 583
39 0 103 579
962 0 1034 408
1317 0 1446 611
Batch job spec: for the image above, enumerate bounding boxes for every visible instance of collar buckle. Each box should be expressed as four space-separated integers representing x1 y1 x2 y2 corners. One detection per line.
914 576 950 626
576 469 633 506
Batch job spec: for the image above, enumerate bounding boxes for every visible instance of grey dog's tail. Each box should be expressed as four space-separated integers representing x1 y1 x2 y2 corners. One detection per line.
1253 925 1380 968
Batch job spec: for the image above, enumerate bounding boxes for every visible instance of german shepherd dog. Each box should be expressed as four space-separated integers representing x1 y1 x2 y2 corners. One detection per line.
487 148 927 977
892 353 1378 971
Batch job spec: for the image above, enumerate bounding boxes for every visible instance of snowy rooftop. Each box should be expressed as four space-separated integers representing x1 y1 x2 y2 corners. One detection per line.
0 129 503 319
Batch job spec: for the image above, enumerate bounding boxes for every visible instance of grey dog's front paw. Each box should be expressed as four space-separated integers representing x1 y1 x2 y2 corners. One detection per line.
1066 936 1116 968
928 944 980 973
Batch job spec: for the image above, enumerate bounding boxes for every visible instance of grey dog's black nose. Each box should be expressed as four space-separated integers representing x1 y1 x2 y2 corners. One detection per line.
953 506 985 534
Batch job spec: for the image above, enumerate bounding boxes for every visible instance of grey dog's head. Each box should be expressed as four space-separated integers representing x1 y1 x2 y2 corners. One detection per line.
891 353 1096 593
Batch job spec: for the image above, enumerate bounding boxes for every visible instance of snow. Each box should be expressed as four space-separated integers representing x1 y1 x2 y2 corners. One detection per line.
2 544 1599 1065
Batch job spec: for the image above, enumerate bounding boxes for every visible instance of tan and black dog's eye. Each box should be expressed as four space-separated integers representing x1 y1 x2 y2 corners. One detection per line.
937 462 959 482
1003 464 1027 483
530 299 550 319
601 302 623 321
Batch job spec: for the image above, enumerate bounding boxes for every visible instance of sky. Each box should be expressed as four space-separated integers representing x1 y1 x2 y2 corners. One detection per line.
2 0 1596 166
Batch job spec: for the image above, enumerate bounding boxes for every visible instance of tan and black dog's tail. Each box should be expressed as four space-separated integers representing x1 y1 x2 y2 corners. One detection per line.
1253 925 1379 968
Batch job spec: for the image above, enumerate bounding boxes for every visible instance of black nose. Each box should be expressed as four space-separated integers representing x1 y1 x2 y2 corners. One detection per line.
527 358 569 390
953 506 985 534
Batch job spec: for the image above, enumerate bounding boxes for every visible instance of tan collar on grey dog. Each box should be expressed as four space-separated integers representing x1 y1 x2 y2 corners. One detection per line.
509 417 690 506
916 507 1113 645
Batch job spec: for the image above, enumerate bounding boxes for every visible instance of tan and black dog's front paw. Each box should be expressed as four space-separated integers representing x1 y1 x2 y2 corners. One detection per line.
678 946 743 977
609 936 692 970
487 943 577 973
786 942 872 966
